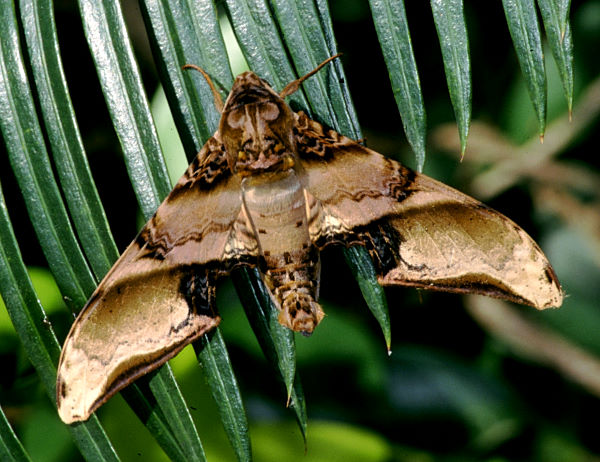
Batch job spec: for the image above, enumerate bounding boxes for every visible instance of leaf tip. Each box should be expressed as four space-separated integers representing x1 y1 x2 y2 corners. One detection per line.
413 142 426 173
458 125 469 162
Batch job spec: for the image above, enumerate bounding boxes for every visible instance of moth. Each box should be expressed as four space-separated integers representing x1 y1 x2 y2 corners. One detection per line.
56 56 562 424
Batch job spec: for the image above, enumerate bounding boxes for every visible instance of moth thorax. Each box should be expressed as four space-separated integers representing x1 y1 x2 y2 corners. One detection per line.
220 97 296 175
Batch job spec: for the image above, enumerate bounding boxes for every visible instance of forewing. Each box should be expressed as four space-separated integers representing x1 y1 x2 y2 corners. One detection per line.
57 259 220 424
57 136 257 423
295 112 562 309
363 187 563 309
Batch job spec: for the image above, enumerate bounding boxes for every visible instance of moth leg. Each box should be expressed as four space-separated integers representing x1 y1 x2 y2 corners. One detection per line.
262 248 324 335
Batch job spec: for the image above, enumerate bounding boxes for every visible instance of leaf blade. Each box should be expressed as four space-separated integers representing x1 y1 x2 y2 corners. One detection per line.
537 0 574 113
0 2 192 458
140 0 233 155
223 0 308 111
233 268 296 398
77 0 172 216
227 0 391 360
0 182 119 461
231 267 310 439
368 0 427 170
344 246 391 352
273 2 393 351
0 0 95 311
502 0 547 137
430 0 471 156
221 3 389 435
118 381 190 462
195 330 252 462
146 368 207 462
0 404 32 462
558 0 571 39
270 0 360 137
19 0 119 280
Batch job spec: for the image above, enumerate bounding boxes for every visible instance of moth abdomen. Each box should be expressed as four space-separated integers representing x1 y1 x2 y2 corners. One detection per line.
279 292 324 336
263 247 323 334
269 272 323 335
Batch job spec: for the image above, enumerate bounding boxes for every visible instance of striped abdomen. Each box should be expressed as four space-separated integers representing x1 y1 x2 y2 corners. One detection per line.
241 170 324 334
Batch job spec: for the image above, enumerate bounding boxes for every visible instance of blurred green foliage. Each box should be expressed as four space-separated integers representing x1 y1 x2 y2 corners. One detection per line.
2 0 600 461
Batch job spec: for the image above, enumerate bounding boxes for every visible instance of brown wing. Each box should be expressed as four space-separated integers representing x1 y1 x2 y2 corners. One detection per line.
295 112 563 310
57 135 258 424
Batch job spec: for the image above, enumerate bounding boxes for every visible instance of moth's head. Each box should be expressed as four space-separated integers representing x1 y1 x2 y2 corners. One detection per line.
220 72 297 176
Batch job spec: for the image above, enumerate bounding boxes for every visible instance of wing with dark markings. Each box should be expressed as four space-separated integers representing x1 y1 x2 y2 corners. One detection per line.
56 135 258 423
295 112 563 309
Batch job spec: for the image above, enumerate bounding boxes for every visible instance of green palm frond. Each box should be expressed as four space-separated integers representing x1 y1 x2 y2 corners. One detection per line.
0 0 579 460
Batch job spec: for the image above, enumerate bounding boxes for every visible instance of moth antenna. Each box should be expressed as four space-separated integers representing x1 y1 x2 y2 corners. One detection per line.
182 64 224 113
279 53 343 98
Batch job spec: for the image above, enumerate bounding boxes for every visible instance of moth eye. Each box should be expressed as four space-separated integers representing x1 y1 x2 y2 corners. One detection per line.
227 109 246 128
259 102 280 121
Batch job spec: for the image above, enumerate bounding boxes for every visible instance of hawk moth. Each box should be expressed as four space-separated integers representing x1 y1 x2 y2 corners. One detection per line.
56 56 562 424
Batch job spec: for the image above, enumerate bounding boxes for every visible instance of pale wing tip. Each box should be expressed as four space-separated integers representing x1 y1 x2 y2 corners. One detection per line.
529 264 564 310
57 403 90 425
57 389 92 424
56 364 95 424
530 282 564 310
